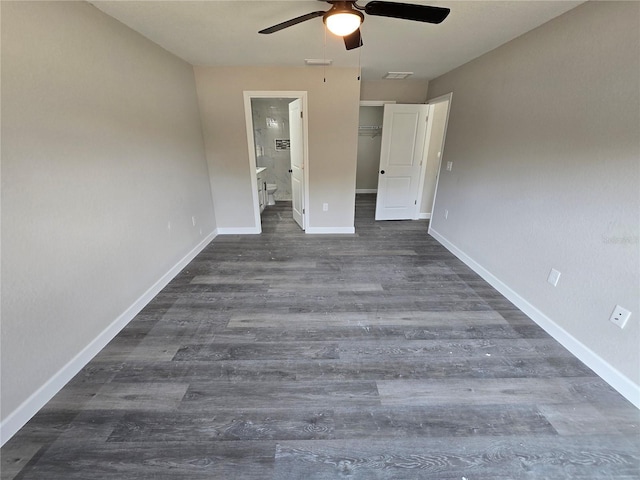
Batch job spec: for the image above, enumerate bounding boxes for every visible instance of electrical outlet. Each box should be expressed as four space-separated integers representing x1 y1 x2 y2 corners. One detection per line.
323 203 328 212
444 209 449 219
192 216 196 226
446 161 453 171
609 305 631 329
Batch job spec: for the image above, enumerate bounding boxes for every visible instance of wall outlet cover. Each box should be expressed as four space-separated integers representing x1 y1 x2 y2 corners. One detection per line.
609 305 632 329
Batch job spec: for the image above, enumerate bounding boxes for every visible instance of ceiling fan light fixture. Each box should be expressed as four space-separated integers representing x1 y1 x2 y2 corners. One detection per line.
324 10 363 36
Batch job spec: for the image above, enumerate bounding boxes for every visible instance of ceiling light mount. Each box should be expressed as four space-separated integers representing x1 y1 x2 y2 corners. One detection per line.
305 58 333 66
323 2 364 37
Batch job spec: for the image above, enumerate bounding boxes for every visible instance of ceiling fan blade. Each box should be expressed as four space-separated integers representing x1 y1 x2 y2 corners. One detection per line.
364 1 450 24
344 28 363 50
259 11 325 34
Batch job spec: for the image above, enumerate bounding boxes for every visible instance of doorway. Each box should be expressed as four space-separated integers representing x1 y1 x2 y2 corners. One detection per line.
243 91 309 233
356 101 395 194
370 96 452 221
422 93 452 219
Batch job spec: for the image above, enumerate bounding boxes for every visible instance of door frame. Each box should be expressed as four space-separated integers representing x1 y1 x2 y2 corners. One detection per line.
243 91 310 233
423 92 453 220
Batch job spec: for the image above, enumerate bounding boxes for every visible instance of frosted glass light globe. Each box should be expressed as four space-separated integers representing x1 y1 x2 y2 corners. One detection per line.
325 12 362 36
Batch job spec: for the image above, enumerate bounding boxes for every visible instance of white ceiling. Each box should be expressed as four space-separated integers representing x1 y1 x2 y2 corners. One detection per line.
90 0 583 81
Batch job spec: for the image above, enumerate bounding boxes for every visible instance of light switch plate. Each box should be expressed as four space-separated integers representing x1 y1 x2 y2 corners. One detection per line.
547 268 561 287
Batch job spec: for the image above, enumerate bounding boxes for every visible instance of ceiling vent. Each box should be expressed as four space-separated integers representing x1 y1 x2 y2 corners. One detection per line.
383 72 414 79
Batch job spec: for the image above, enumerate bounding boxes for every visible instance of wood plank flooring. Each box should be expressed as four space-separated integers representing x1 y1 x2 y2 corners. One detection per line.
2 194 639 479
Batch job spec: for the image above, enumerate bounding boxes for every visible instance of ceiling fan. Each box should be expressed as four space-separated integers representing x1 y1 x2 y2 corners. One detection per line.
259 1 450 51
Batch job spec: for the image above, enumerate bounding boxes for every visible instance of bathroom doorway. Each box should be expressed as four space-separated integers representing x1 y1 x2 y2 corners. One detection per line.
243 91 309 232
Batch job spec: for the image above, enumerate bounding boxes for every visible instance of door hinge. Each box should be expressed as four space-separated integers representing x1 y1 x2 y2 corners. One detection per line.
414 200 417 205
300 111 303 119
303 208 305 214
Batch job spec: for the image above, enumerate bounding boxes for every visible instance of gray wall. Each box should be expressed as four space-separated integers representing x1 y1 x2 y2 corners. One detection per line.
194 66 361 231
361 80 429 103
1 1 215 421
428 2 639 390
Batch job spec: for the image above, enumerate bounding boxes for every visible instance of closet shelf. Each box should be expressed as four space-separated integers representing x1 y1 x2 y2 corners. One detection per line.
358 125 382 137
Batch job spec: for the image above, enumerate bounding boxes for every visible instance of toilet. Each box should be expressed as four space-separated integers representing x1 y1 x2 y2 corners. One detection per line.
266 184 278 206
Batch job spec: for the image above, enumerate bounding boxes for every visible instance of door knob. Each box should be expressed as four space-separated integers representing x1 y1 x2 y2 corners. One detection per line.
380 170 385 174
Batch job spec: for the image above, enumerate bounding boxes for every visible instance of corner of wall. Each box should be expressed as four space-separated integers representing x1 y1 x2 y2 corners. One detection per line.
429 226 640 409
0 230 217 446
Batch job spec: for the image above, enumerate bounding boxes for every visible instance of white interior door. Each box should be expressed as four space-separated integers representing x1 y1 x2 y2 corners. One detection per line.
375 104 429 220
289 99 305 230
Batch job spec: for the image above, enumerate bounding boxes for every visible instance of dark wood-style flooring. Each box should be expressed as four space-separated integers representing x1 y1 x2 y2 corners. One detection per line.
2 194 639 479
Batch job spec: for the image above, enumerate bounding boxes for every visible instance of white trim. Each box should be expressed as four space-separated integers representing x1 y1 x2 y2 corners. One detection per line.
427 92 454 106
428 227 640 409
242 92 263 234
414 104 434 220
356 189 377 194
216 227 261 235
359 100 396 106
0 230 218 446
418 213 431 220
305 227 356 234
426 93 453 218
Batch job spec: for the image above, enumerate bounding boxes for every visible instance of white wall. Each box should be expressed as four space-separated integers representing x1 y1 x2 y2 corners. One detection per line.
427 1 639 403
194 66 360 232
1 0 216 436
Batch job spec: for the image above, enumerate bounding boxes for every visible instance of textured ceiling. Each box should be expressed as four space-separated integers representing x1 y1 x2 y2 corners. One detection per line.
90 0 583 81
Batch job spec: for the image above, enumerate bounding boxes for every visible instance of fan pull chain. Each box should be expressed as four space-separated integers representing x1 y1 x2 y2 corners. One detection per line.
323 27 327 83
357 41 362 81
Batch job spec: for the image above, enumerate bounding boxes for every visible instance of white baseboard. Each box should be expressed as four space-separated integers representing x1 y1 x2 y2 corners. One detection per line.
356 189 377 194
0 230 218 446
429 227 640 409
306 226 356 234
216 227 261 235
418 213 432 220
